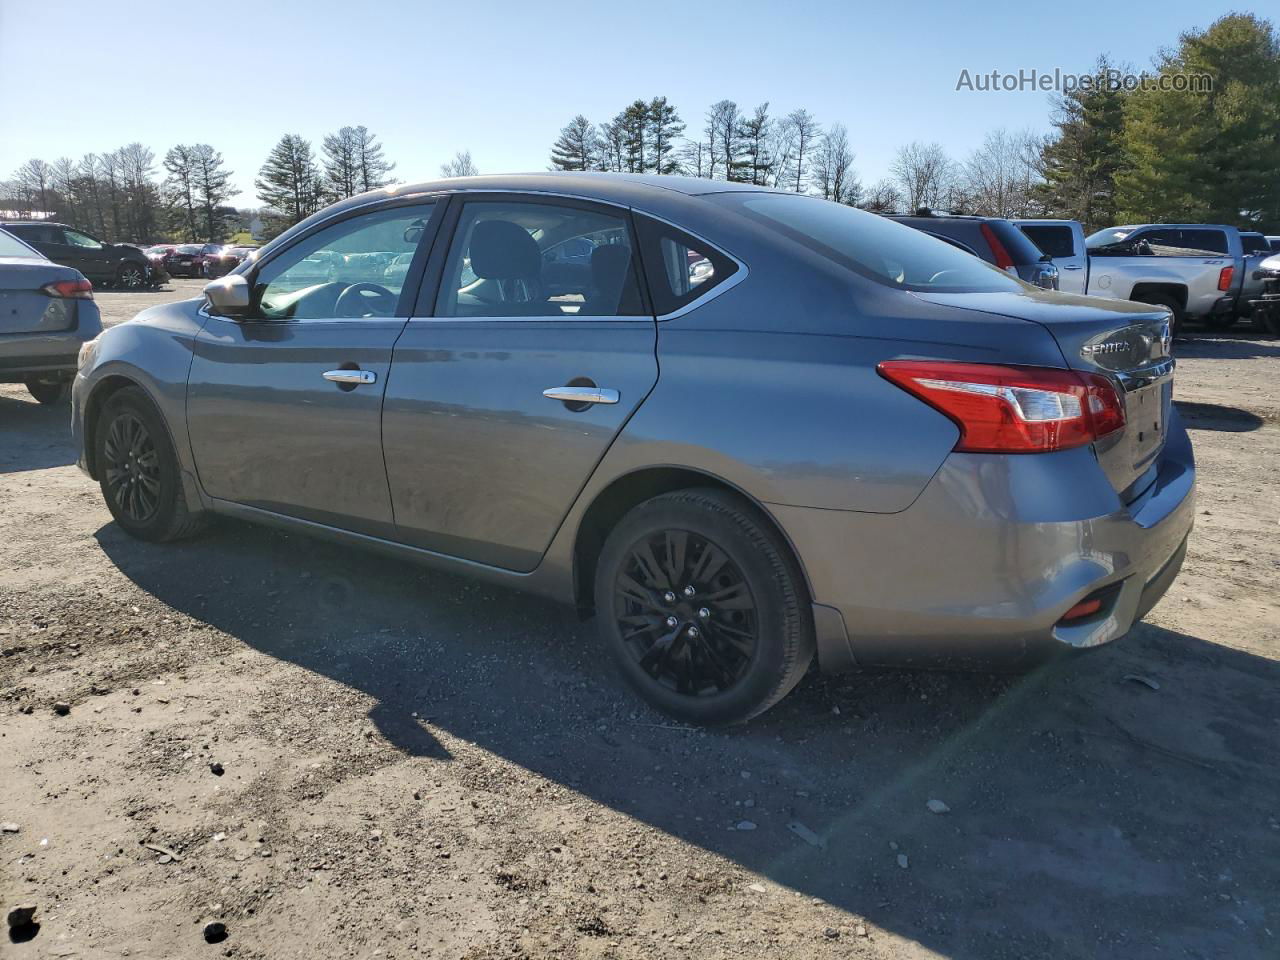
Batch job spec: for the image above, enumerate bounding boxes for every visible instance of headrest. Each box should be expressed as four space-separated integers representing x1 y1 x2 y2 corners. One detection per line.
591 244 632 290
470 220 540 281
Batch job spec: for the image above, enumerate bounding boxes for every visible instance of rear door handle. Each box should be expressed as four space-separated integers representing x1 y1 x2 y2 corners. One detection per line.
542 385 619 405
1062 264 1084 270
323 369 377 385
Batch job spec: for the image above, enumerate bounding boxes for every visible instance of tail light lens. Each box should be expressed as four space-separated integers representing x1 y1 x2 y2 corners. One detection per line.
980 222 1016 273
878 360 1125 453
41 278 94 300
1217 266 1234 291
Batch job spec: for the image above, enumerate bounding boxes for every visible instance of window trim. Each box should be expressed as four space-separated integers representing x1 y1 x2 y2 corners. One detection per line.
414 191 655 322
222 195 447 324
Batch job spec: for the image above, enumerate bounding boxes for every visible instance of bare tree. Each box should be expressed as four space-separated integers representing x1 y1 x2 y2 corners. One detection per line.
775 108 820 192
811 124 858 203
15 159 55 216
890 141 953 213
678 137 711 178
705 100 742 180
440 150 479 178
860 179 903 214
960 128 1046 218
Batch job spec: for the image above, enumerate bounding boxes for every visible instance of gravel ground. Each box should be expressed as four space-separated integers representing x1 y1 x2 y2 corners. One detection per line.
1 282 1277 959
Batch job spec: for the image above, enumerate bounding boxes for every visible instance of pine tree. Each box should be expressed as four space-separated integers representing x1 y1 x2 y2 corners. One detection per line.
255 134 322 229
646 97 685 175
351 126 395 193
738 103 774 185
322 127 361 200
1116 13 1280 226
550 115 599 171
1037 56 1129 230
163 145 200 239
191 145 236 241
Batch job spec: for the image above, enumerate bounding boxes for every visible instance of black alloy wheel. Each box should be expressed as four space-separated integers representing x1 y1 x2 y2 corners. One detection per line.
117 262 145 289
102 411 162 523
614 528 759 697
595 488 814 725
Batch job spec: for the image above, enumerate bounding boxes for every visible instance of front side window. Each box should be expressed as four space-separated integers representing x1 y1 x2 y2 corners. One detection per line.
63 229 104 249
436 200 644 318
250 202 435 320
717 193 1022 293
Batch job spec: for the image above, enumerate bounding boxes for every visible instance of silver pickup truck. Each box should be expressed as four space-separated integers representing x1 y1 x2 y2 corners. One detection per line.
1014 220 1251 335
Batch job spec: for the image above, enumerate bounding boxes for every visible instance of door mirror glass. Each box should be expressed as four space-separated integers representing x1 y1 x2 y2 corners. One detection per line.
204 274 251 318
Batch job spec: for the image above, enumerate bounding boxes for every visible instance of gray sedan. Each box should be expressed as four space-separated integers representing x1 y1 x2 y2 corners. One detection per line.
1 227 103 404
71 174 1195 724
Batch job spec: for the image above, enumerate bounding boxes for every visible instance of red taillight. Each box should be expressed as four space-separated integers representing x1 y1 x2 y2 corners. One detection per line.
1217 266 1234 291
41 278 94 300
878 360 1125 453
980 222 1015 272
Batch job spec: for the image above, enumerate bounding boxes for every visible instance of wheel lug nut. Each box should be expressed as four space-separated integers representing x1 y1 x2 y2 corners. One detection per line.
682 585 696 597
698 607 710 619
665 616 678 628
662 590 676 604
686 626 700 639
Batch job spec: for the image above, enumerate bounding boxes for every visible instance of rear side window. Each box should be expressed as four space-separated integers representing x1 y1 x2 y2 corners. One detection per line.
1240 234 1268 255
1137 228 1228 257
718 193 1022 293
634 215 737 315
1175 229 1228 255
8 223 59 244
1019 224 1076 259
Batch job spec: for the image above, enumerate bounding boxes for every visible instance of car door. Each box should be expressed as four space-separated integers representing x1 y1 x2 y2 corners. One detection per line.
1016 222 1086 294
60 228 113 281
185 198 441 539
381 194 658 571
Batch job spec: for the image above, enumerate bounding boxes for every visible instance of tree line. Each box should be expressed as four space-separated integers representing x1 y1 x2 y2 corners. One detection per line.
3 13 1276 245
548 12 1279 231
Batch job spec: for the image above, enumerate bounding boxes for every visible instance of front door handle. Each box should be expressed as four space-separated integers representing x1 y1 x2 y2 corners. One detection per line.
323 369 377 386
542 385 619 405
1062 263 1084 270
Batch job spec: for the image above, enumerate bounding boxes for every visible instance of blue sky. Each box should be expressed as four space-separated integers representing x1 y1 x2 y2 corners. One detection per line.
0 0 1260 204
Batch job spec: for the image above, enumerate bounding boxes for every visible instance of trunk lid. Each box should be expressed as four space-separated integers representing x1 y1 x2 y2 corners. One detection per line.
0 257 83 334
913 289 1174 502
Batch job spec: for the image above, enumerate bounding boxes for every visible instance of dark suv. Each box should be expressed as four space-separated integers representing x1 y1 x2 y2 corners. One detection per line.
0 221 153 289
889 212 1059 290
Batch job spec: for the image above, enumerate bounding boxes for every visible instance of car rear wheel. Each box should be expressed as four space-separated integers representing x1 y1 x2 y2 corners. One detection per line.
594 488 814 725
95 387 205 542
116 262 145 290
25 376 70 405
1131 292 1184 339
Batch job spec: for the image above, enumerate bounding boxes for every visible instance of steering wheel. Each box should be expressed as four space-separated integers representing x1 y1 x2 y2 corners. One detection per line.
334 282 397 318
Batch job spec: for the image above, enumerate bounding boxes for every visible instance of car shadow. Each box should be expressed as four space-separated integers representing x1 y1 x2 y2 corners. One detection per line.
96 516 1280 960
1176 329 1280 360
0 391 77 473
1175 400 1267 432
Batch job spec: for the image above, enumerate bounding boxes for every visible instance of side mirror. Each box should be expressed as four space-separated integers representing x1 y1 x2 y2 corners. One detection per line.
203 274 251 318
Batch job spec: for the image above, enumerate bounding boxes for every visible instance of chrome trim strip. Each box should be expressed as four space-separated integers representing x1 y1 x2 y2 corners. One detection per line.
542 386 619 405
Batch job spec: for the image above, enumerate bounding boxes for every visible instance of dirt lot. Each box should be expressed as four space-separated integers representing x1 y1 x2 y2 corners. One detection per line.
2 281 1278 959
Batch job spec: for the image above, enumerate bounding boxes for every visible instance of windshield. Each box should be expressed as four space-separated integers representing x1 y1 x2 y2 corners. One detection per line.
0 228 43 259
715 192 1023 293
175 244 201 254
1086 227 1134 248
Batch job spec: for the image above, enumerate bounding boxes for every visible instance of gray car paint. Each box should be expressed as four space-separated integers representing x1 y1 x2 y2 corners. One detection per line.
73 173 1196 672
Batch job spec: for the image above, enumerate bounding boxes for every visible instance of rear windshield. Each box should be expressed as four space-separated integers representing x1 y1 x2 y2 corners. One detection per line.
0 228 42 258
714 193 1023 293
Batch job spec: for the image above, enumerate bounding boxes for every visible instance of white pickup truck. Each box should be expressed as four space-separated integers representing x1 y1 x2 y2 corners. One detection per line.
1013 220 1251 335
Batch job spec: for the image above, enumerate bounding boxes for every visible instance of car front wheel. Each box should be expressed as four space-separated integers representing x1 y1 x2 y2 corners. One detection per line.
95 387 205 542
594 488 815 725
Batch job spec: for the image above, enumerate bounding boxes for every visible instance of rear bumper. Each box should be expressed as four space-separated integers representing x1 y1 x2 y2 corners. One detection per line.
0 302 102 383
772 409 1196 671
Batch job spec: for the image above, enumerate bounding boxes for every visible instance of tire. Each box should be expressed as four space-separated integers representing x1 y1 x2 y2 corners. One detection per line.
95 386 205 542
116 262 146 290
24 376 70 405
1131 293 1185 339
594 488 815 725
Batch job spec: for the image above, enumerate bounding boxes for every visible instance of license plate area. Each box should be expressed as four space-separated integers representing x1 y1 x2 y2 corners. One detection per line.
1125 378 1170 471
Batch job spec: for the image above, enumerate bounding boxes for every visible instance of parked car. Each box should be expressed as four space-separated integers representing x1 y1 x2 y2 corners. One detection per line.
0 221 153 289
1083 224 1246 334
0 227 103 404
1012 219 1088 294
383 252 414 285
1267 236 1280 254
889 213 1059 290
204 245 258 279
1248 252 1280 335
1237 232 1274 322
141 245 174 284
163 243 224 278
73 174 1195 724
